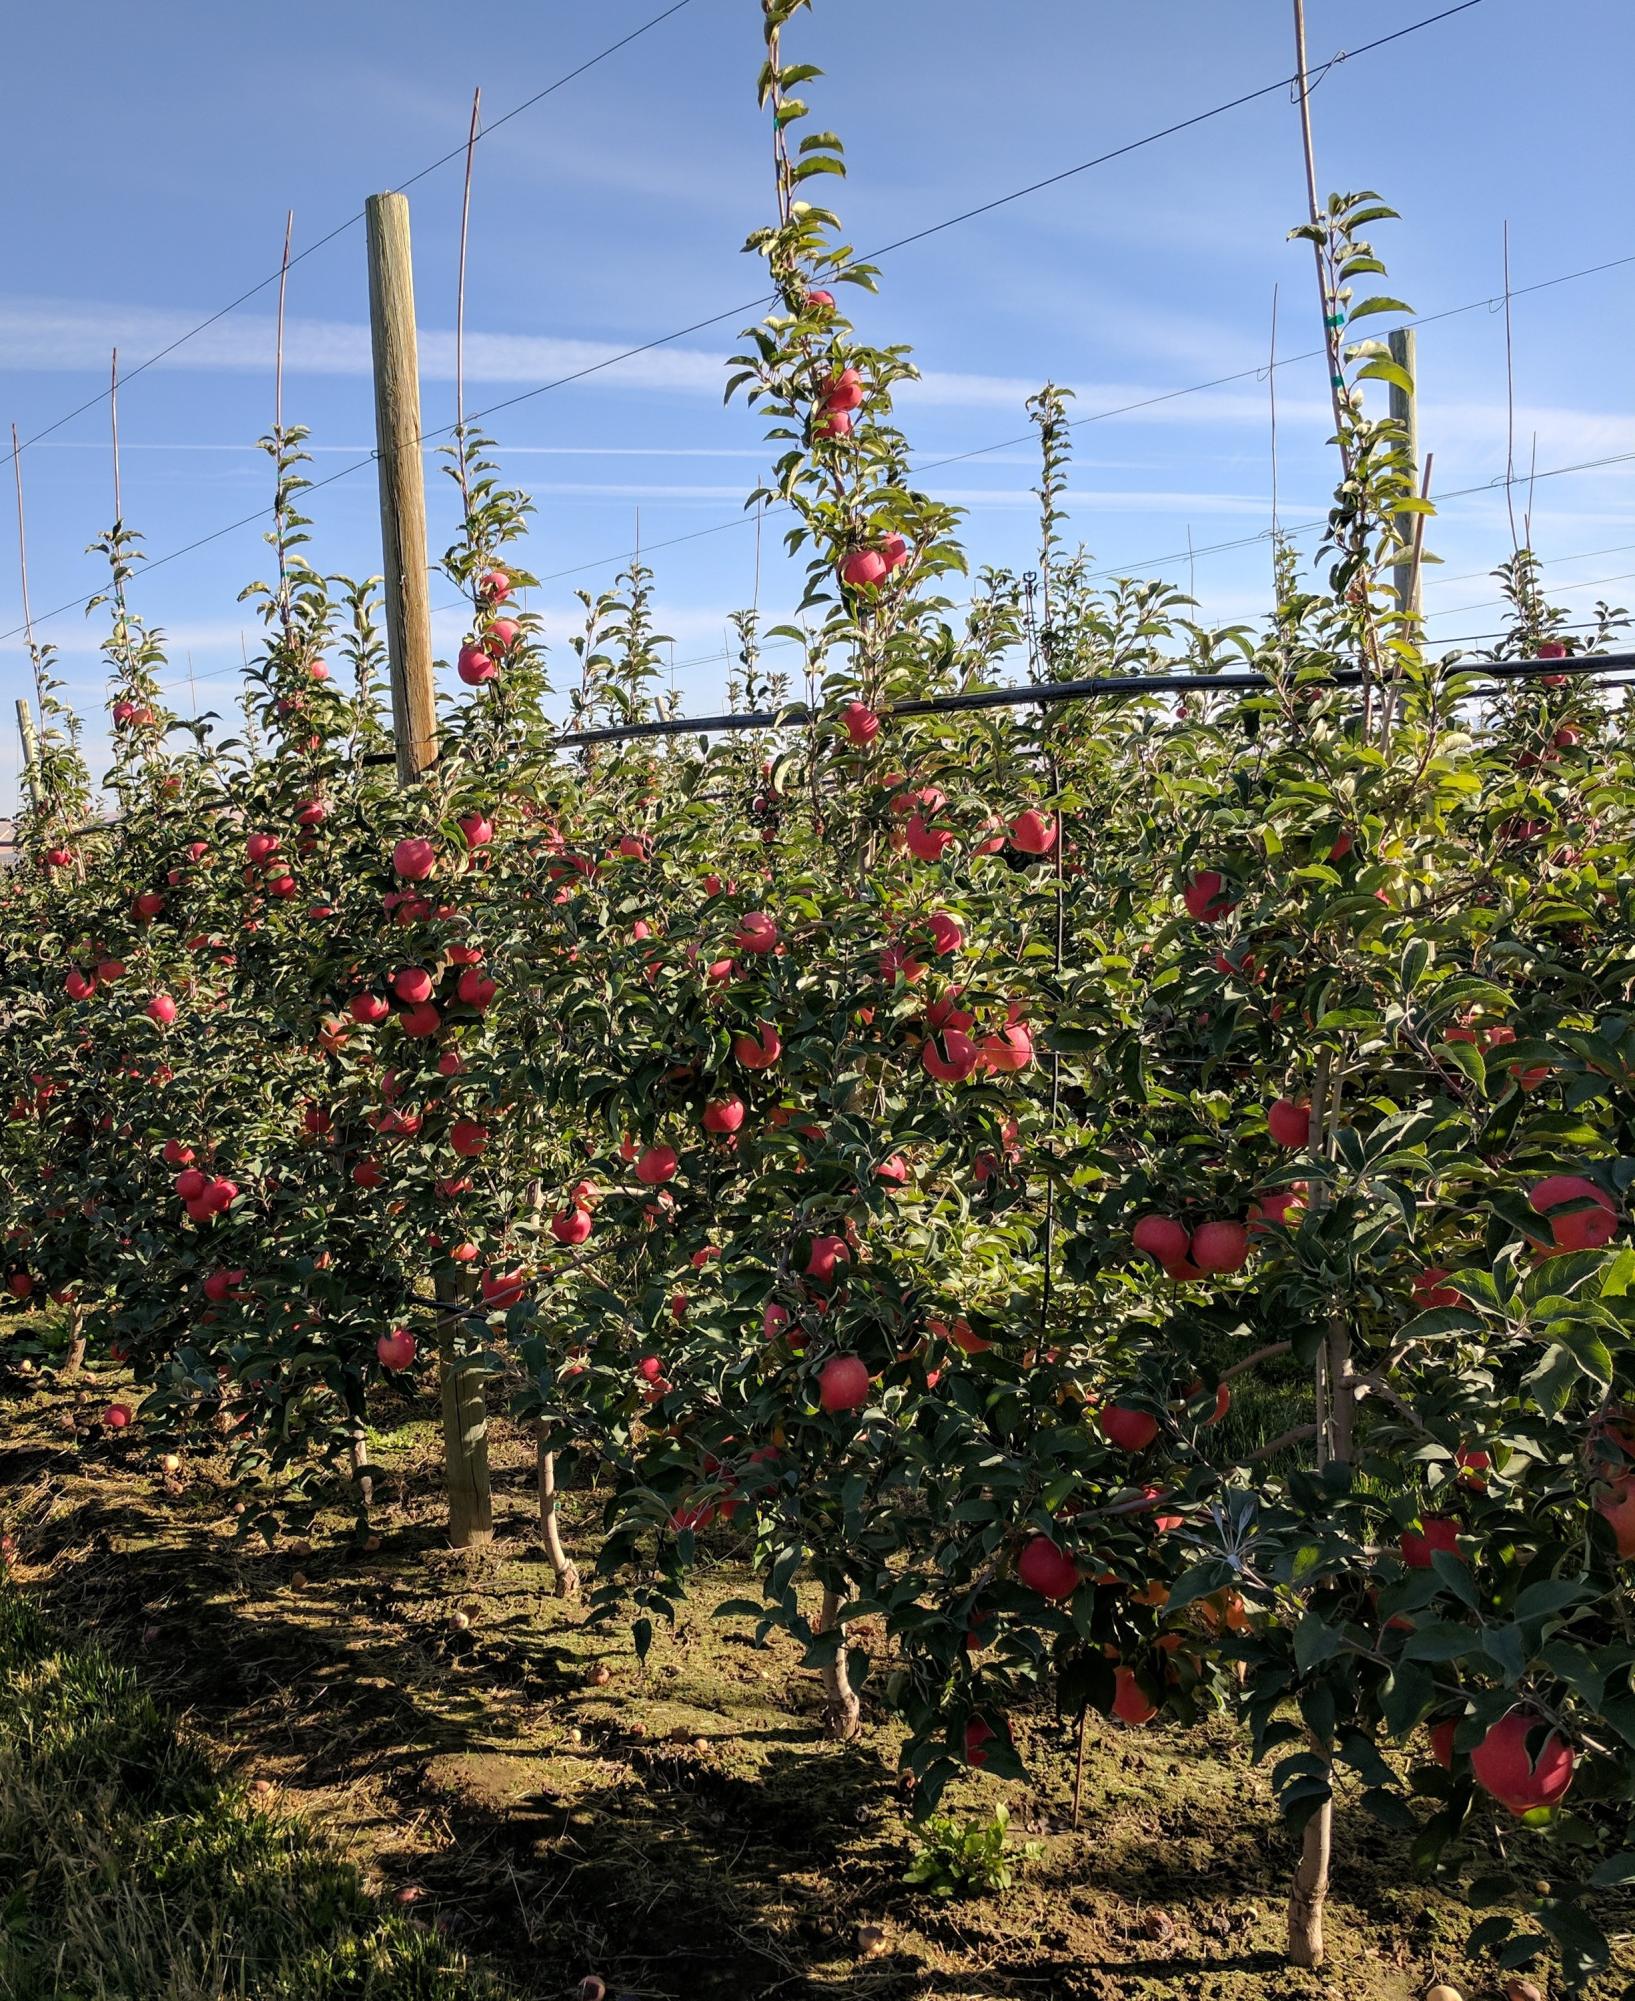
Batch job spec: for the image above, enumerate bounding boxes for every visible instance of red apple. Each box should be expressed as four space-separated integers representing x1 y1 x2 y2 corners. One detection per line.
1112 1666 1158 1726
1471 1710 1574 1815
1528 1174 1617 1252
146 994 177 1027
818 1353 871 1413
1182 871 1237 923
450 1118 488 1159
1267 1098 1310 1148
1017 1534 1079 1600
551 1205 593 1247
735 911 779 956
457 643 497 686
840 548 888 589
702 1095 745 1135
1099 1404 1159 1452
1399 1515 1462 1569
1131 1215 1190 1266
376 1327 416 1370
842 700 880 747
392 837 436 881
1190 1220 1248 1274
1008 809 1057 855
635 1144 678 1186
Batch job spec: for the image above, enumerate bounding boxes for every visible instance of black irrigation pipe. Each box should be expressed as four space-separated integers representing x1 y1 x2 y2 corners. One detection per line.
541 648 1635 748
6 652 1627 848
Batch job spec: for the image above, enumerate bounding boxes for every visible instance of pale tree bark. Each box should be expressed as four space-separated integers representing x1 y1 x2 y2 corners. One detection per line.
817 1584 861 1740
536 1429 579 1598
59 1305 86 1379
1288 1792 1332 1968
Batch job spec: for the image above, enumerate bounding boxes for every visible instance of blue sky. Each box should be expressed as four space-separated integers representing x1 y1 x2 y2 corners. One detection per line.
4 0 1634 813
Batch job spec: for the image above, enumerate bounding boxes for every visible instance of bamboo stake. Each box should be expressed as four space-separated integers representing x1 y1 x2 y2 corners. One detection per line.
1388 326 1419 619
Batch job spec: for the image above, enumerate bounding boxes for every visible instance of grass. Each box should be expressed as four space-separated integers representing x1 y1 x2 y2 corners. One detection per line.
0 1588 516 2001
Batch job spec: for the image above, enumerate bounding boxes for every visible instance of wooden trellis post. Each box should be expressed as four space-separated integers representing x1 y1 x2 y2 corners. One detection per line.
365 190 491 1549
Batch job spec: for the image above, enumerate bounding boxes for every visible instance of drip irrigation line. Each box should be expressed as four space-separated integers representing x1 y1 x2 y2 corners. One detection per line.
0 1 695 478
7 649 1626 843
547 647 1635 747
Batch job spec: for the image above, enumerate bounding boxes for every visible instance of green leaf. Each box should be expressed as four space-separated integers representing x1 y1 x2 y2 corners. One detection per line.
1344 295 1413 322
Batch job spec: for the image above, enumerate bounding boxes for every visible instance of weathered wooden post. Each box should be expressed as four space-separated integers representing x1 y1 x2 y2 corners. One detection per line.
365 193 438 785
365 190 491 1548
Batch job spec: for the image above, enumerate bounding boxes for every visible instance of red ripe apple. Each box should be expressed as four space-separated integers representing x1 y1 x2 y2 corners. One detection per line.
458 812 494 848
923 1029 979 1083
902 814 953 862
456 968 496 1010
377 1327 416 1370
246 832 280 864
174 1168 208 1202
296 798 328 828
733 1022 782 1071
1412 1266 1462 1310
1528 1173 1618 1252
1267 1098 1311 1148
1455 1445 1490 1490
806 288 835 311
392 968 433 1005
1099 1404 1159 1452
353 1159 384 1190
1399 1515 1462 1569
635 1144 678 1186
702 1095 745 1135
1189 1220 1248 1274
551 1205 593 1247
479 568 511 601
841 699 880 747
267 872 297 899
876 1154 910 1187
1008 809 1058 855
450 1119 488 1159
735 911 779 956
96 958 125 983
400 1003 442 1039
1595 1475 1635 1557
392 837 437 881
840 548 888 589
146 994 177 1026
805 1234 849 1285
1182 871 1237 923
308 658 329 680
926 911 964 956
65 969 97 1001
979 1022 1034 1075
1429 1718 1458 1770
6 1270 33 1298
134 890 166 920
351 992 390 1026
963 1715 995 1767
103 1402 133 1430
1017 1534 1079 1600
202 1268 245 1303
1471 1710 1574 1815
163 1140 195 1167
814 407 853 440
818 1353 870 1413
1131 1215 1190 1266
1112 1666 1158 1726
489 618 520 652
823 367 864 411
480 1268 526 1309
457 643 497 686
